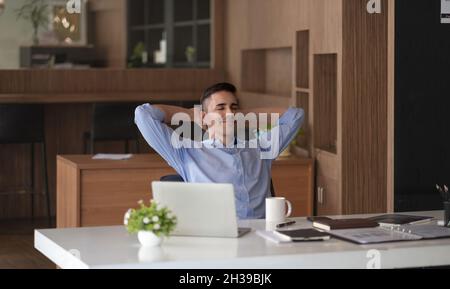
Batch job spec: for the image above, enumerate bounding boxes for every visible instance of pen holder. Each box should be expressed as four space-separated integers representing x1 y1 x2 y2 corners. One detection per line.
444 202 450 228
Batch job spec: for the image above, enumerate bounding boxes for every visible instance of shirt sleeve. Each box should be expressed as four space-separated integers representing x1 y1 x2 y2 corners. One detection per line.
134 103 186 177
277 107 305 153
258 107 305 159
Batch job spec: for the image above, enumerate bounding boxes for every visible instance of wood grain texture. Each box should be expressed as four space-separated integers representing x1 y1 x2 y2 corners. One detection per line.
56 154 314 227
272 160 314 217
0 219 54 269
89 0 127 68
0 69 224 95
387 0 395 213
212 0 226 70
56 157 80 228
225 0 343 108
296 30 309 89
316 173 339 215
225 0 343 216
0 68 224 219
80 168 175 226
296 92 309 150
0 92 200 104
241 47 293 97
224 0 390 217
241 49 266 93
315 148 340 215
1 104 164 220
313 54 338 154
342 0 388 214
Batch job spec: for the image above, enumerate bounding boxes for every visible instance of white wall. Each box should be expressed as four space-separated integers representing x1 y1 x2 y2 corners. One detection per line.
0 0 34 69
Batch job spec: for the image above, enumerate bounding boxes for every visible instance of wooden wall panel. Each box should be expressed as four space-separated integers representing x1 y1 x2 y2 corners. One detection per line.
89 0 127 68
296 30 310 89
213 0 226 70
342 0 388 214
0 69 224 95
387 0 395 213
241 50 266 93
0 0 226 220
225 0 342 108
313 54 337 154
0 104 175 219
265 47 293 97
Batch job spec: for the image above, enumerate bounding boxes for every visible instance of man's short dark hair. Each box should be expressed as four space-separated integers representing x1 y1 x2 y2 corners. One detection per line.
200 82 237 107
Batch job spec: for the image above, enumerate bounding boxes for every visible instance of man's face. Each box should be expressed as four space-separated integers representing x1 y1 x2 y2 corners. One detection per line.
203 91 239 138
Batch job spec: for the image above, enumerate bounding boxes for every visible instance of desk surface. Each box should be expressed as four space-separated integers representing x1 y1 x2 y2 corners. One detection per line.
35 211 450 269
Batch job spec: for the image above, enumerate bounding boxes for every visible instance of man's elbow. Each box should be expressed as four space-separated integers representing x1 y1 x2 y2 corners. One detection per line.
134 104 146 125
293 107 305 129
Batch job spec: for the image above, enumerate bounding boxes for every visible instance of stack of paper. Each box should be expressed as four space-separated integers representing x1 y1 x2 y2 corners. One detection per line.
92 154 133 160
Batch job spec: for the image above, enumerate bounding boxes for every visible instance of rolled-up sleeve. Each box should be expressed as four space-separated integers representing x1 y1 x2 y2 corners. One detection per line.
134 103 186 177
259 107 304 159
277 107 305 153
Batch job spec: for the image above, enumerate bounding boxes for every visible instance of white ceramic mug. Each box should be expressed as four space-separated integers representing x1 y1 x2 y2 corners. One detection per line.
265 197 292 223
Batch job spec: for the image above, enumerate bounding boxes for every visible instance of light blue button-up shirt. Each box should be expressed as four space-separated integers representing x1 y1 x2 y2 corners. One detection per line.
135 104 304 219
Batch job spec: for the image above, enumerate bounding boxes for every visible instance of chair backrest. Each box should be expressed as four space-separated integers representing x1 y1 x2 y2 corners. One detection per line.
0 104 45 144
160 174 184 182
91 103 140 141
160 174 276 197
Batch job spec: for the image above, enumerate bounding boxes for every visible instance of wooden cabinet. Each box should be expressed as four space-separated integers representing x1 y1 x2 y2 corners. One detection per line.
57 154 314 228
272 157 314 217
315 149 340 215
57 154 177 228
316 174 339 215
232 1 390 216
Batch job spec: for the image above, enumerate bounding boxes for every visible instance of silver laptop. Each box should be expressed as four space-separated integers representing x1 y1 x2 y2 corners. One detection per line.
152 182 251 238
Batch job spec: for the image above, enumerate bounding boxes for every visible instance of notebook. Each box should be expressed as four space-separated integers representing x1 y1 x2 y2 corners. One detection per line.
367 214 434 226
274 229 330 242
312 218 379 231
328 224 450 244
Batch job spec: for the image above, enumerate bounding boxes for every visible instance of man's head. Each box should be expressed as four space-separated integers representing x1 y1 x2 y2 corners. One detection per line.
200 82 239 113
200 82 239 142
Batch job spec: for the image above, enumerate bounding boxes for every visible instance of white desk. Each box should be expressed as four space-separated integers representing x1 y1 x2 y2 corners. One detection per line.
35 211 450 269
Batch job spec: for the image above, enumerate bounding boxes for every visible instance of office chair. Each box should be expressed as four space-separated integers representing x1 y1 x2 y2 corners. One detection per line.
160 174 276 197
84 103 141 154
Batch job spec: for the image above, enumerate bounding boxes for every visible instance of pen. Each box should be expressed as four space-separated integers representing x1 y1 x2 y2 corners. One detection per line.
276 220 296 228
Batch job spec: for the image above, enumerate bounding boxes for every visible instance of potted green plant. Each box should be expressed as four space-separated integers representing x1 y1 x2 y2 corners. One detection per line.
124 200 177 247
127 42 147 68
15 0 49 45
185 46 196 63
280 127 306 157
291 127 306 148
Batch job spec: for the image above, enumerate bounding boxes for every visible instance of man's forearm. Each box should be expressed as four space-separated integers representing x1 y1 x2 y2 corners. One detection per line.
153 105 194 124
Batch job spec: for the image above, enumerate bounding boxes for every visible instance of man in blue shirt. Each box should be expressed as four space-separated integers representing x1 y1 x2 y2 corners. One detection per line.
135 82 304 219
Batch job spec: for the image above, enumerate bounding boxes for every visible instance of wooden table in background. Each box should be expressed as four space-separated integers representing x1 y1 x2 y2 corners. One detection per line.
57 154 314 228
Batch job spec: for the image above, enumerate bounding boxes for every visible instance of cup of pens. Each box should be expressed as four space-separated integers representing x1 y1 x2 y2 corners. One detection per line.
436 184 450 227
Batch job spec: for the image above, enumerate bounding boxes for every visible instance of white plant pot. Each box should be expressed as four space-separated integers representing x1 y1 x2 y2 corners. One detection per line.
138 246 166 262
138 231 162 247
